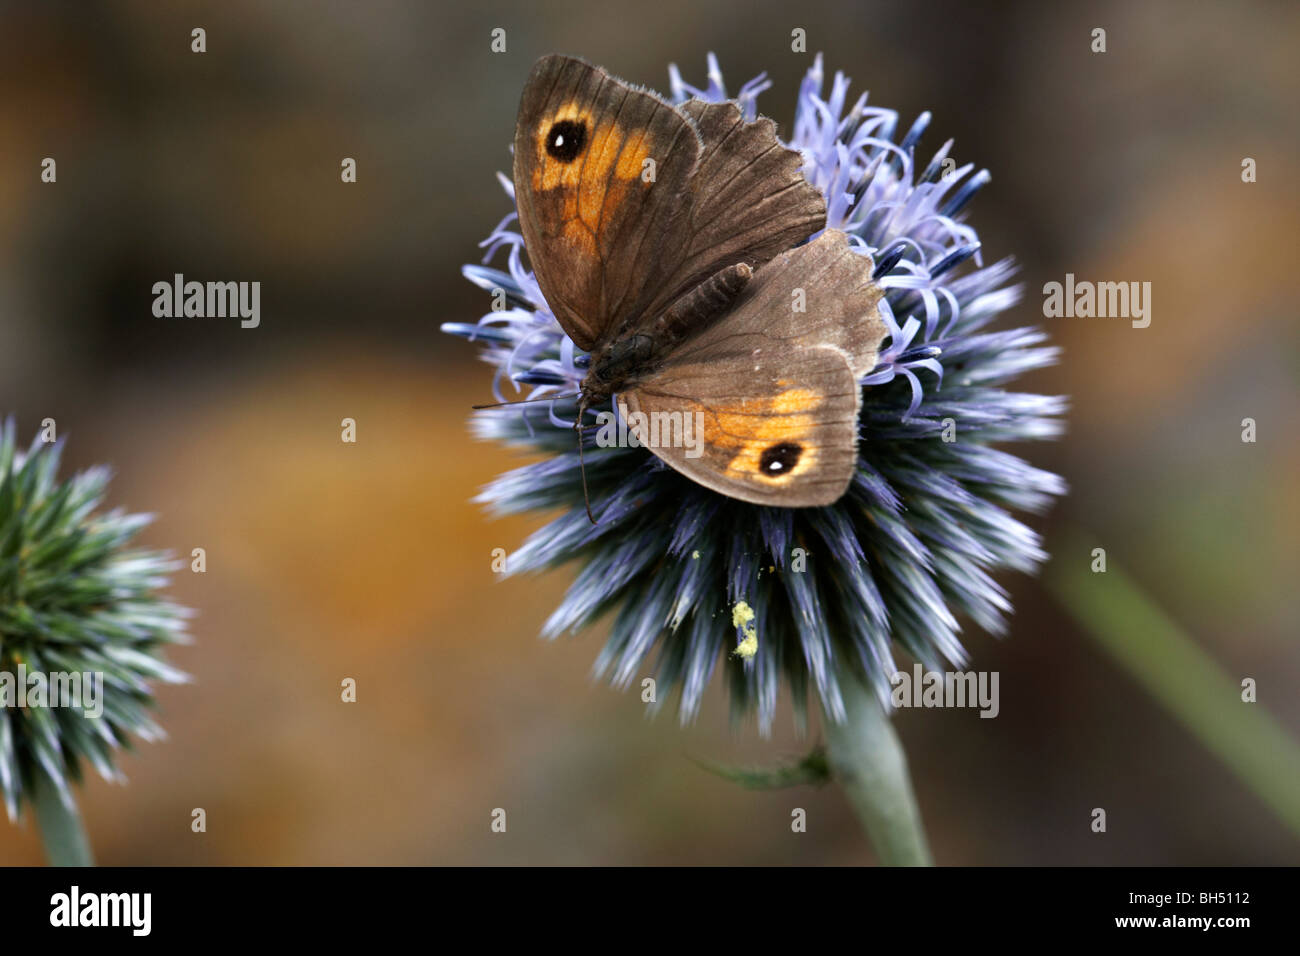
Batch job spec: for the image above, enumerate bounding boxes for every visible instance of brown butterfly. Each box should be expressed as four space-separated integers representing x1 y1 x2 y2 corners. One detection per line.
509 54 887 517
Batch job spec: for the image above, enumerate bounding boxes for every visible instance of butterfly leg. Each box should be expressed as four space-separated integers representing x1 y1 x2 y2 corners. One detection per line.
574 397 598 525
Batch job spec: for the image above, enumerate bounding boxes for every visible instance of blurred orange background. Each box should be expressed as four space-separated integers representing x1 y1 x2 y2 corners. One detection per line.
0 0 1295 864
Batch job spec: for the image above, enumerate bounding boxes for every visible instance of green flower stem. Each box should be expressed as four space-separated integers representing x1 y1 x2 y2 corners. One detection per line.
31 770 94 867
824 673 933 866
1048 532 1300 839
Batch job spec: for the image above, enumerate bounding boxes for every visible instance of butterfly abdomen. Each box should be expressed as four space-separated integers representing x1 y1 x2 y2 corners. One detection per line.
653 262 753 346
592 262 755 392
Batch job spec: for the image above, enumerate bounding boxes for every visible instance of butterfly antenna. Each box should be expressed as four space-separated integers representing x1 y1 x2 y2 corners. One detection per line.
472 392 576 410
575 400 597 525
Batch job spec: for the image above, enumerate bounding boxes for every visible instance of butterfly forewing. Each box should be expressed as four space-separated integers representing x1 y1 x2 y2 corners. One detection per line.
513 55 702 350
513 55 827 350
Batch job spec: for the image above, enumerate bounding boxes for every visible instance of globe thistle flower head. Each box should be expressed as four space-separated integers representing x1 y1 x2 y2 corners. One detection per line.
0 422 191 821
443 55 1066 734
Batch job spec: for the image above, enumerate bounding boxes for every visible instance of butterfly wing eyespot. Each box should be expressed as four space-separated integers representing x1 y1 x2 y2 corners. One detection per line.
759 442 803 476
546 119 587 162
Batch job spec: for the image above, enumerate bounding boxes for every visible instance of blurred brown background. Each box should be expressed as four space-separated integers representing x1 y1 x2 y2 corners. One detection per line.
0 0 1295 864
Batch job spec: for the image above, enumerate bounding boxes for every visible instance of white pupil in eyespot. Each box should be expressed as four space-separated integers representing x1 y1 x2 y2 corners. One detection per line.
554 134 564 147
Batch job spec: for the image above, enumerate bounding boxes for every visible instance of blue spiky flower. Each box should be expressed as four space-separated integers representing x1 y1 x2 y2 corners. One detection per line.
0 422 191 821
443 55 1066 733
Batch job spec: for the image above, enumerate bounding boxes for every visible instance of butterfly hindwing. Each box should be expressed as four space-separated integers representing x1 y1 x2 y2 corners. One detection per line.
622 345 861 506
621 229 888 506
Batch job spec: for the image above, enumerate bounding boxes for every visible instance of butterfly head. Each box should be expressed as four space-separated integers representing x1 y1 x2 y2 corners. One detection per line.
587 334 655 391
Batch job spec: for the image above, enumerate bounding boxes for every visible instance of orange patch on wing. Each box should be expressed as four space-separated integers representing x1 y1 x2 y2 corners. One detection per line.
560 219 597 257
614 127 651 179
530 103 653 242
578 122 626 227
696 387 823 485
